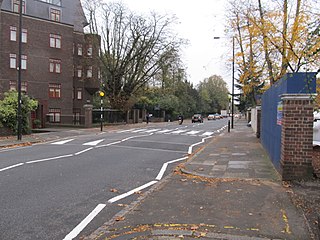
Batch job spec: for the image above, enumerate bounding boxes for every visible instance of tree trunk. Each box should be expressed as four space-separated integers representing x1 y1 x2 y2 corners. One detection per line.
258 0 275 84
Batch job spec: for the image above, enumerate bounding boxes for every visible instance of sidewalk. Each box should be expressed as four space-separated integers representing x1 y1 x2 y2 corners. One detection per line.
85 119 314 240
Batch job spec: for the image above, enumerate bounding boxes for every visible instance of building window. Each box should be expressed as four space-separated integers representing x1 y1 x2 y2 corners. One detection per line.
76 87 82 100
21 81 27 92
10 26 17 41
49 59 61 73
87 66 93 78
40 0 61 6
87 44 93 57
21 55 27 70
10 54 17 69
48 108 61 123
9 80 16 91
9 81 27 92
22 29 27 43
13 0 26 14
50 34 61 48
50 8 61 22
10 27 27 42
77 44 83 56
73 108 81 125
76 66 82 78
49 83 61 98
10 54 27 69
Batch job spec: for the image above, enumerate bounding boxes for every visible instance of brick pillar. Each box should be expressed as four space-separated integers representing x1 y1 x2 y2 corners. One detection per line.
281 94 314 180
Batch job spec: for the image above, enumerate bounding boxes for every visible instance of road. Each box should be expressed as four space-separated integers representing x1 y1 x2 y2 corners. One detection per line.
0 119 227 240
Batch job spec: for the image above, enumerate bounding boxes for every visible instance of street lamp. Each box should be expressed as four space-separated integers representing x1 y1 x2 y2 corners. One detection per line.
214 36 235 129
231 36 235 129
99 91 105 131
17 0 23 140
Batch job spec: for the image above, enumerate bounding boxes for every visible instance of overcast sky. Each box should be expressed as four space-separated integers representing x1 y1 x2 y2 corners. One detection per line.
119 0 232 89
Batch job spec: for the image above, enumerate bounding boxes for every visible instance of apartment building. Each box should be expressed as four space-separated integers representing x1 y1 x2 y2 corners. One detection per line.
0 0 100 127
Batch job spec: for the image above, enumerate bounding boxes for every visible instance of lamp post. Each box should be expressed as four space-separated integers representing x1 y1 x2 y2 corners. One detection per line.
17 0 23 140
214 36 235 129
99 91 104 131
231 36 235 129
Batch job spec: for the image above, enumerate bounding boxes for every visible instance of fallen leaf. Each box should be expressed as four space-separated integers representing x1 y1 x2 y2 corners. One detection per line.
117 203 127 207
110 188 118 193
225 190 231 193
135 191 142 195
181 179 187 182
115 216 125 221
224 226 234 229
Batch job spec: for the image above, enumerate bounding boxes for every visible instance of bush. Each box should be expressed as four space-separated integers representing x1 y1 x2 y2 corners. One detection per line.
0 91 38 134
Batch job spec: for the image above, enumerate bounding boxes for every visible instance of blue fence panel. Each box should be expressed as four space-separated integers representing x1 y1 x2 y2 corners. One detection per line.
261 72 317 171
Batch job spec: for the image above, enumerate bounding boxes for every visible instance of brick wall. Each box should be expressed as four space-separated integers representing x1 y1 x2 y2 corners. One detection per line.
281 94 314 180
313 147 320 178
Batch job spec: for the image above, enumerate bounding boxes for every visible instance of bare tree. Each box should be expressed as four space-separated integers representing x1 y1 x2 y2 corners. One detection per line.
83 1 182 110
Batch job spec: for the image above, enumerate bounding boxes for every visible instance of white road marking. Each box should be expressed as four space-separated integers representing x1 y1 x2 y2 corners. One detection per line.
51 139 74 145
108 181 158 203
156 129 172 133
96 141 122 148
201 131 214 136
0 163 24 172
26 154 73 164
121 133 153 142
188 136 213 155
63 204 106 240
185 130 201 135
75 147 94 155
156 157 188 180
171 130 188 134
117 129 136 133
132 129 147 133
83 139 104 146
144 129 161 133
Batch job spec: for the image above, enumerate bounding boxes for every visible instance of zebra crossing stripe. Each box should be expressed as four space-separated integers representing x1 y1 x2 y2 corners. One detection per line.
132 129 147 133
202 132 214 136
157 129 172 133
144 129 161 133
185 130 201 135
171 130 188 134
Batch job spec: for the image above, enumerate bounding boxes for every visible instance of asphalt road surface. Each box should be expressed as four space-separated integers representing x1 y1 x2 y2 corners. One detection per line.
0 119 227 240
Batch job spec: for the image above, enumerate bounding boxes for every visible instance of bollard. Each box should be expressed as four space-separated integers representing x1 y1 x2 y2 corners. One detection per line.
228 120 230 132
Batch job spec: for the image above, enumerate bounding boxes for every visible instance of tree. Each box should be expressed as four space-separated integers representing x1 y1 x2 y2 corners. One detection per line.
198 75 229 114
84 1 183 111
0 91 38 134
227 0 320 110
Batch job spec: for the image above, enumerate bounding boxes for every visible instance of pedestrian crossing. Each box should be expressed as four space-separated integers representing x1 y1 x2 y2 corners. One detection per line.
50 127 225 146
117 127 221 137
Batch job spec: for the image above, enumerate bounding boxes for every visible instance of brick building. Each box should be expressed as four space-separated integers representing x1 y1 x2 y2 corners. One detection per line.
0 0 100 127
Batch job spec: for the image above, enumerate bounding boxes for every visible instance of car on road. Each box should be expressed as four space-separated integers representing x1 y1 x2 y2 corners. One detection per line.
192 114 203 123
207 114 215 120
214 113 222 119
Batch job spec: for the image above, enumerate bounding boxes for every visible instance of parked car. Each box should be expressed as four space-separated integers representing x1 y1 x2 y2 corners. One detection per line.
214 113 222 119
207 114 215 120
192 114 203 123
